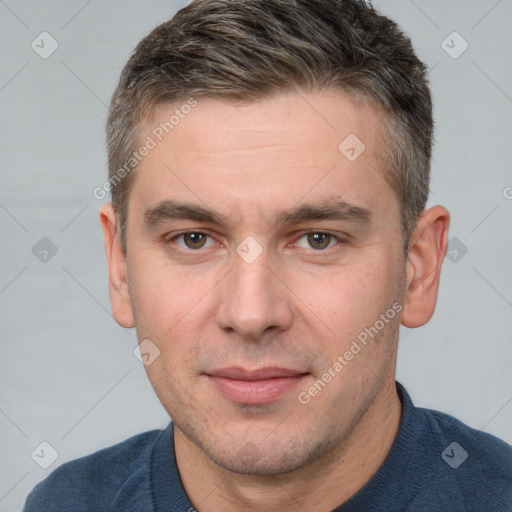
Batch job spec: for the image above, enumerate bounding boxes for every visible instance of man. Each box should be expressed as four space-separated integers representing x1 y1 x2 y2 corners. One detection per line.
24 0 512 510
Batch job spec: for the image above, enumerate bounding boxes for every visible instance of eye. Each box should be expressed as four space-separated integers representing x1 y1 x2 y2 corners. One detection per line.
171 232 215 250
295 232 339 250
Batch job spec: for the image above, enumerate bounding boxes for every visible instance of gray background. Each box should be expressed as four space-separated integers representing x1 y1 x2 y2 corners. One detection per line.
1 0 511 510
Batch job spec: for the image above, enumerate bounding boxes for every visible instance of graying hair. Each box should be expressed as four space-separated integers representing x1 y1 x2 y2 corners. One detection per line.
106 0 433 255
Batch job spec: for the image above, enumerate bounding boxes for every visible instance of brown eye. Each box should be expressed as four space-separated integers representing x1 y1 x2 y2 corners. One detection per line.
182 232 208 249
307 233 332 250
167 231 217 253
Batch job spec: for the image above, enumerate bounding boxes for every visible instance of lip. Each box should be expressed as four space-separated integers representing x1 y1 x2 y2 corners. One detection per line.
205 367 309 405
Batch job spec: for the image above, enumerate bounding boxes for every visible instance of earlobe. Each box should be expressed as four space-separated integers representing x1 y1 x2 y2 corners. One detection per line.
99 203 135 328
401 205 450 328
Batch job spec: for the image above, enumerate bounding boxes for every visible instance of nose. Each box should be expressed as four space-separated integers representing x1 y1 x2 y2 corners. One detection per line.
215 250 294 341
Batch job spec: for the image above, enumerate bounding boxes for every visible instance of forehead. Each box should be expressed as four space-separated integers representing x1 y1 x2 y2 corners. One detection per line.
143 89 382 154
129 89 393 225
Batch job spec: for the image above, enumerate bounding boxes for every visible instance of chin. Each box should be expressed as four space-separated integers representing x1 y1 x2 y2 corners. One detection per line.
197 432 333 476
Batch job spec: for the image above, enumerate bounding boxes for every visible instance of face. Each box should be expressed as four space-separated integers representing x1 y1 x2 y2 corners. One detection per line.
112 90 410 475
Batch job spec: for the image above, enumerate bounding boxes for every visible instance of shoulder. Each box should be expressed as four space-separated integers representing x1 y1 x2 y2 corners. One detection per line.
420 406 512 478
411 405 512 510
23 427 167 512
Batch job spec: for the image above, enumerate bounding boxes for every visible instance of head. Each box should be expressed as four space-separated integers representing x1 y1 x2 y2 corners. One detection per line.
106 0 433 257
101 0 449 475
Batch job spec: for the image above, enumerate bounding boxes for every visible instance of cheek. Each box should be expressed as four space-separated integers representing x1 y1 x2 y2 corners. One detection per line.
129 251 218 333
298 262 378 315
289 255 401 348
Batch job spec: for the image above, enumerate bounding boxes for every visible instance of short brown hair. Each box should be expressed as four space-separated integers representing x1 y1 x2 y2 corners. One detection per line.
106 0 433 255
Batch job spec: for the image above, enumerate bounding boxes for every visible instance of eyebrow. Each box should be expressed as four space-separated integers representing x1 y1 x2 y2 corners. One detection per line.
277 200 372 226
143 201 228 228
142 199 372 230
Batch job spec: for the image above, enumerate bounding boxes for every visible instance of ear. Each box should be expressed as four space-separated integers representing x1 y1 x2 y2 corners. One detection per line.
401 205 450 328
99 203 134 328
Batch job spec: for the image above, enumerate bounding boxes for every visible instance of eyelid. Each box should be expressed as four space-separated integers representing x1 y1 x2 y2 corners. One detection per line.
164 229 347 252
166 230 218 250
292 230 347 249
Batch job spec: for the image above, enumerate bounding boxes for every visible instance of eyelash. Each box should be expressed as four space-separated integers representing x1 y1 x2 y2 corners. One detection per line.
166 230 346 253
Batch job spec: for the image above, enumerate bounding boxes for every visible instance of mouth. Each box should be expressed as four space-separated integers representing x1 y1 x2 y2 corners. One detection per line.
204 367 310 405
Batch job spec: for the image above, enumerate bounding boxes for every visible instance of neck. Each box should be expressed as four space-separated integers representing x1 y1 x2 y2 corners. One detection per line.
175 380 402 512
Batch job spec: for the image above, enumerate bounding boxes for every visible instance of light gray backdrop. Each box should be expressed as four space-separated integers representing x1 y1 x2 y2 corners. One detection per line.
1 1 511 510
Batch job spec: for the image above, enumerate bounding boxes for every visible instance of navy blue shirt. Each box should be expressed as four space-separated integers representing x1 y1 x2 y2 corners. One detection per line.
24 383 512 511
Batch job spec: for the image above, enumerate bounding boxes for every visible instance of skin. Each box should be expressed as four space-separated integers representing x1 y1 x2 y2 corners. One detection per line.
100 89 450 511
